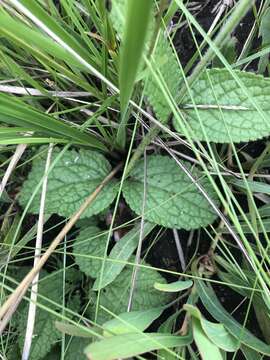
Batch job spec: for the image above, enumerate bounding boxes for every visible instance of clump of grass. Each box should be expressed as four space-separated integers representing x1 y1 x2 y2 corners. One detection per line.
0 1 270 359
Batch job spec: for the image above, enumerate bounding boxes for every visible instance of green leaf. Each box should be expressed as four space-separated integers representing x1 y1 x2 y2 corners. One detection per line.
111 0 181 124
123 155 218 229
196 280 270 355
154 280 193 292
258 8 270 74
15 269 83 359
0 93 106 150
117 0 152 147
200 318 239 352
19 148 118 218
212 36 237 68
184 304 239 352
176 69 270 143
0 9 84 71
73 226 108 278
55 321 93 338
157 309 183 360
232 179 270 195
84 332 192 360
18 308 61 360
88 259 172 324
65 337 90 360
102 307 163 336
93 222 155 290
144 35 182 123
12 0 98 70
192 318 223 360
241 344 263 360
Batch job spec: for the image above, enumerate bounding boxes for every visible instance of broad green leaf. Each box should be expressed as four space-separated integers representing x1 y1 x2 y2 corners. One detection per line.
102 307 163 336
73 226 108 278
15 269 83 359
0 93 106 150
117 0 152 147
88 259 172 324
258 8 270 74
18 309 61 360
196 280 270 355
65 337 90 360
192 318 223 360
84 332 192 360
144 35 182 123
111 0 181 124
123 155 218 229
93 222 155 290
154 280 193 292
6 344 21 360
9 268 66 308
200 319 239 352
184 304 239 352
20 148 118 218
176 69 270 143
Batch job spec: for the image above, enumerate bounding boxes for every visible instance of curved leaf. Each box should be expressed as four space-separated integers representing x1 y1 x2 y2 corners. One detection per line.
154 280 193 292
20 148 118 218
196 280 270 355
88 259 172 324
193 318 223 360
93 222 155 290
184 304 239 352
73 226 108 278
84 332 192 360
123 155 218 229
102 307 163 336
176 69 270 143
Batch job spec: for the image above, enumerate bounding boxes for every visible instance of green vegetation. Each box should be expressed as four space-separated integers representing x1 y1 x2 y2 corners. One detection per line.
1 0 270 359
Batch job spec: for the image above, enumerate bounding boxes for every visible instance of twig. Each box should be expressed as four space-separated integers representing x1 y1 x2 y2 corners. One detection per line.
21 144 53 360
0 85 91 98
0 144 27 199
0 162 122 334
173 229 186 271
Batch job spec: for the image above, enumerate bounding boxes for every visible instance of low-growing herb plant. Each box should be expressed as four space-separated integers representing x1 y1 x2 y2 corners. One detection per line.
1 0 270 359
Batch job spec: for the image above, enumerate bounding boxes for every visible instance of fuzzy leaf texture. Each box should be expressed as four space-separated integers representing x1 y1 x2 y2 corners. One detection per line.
258 8 270 74
87 258 172 324
73 226 108 278
19 148 118 218
144 35 181 122
123 155 218 229
110 0 181 123
18 309 61 360
65 337 90 360
16 269 76 360
175 69 270 143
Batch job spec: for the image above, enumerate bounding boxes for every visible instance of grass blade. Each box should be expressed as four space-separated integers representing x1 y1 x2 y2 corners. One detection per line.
117 0 152 147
